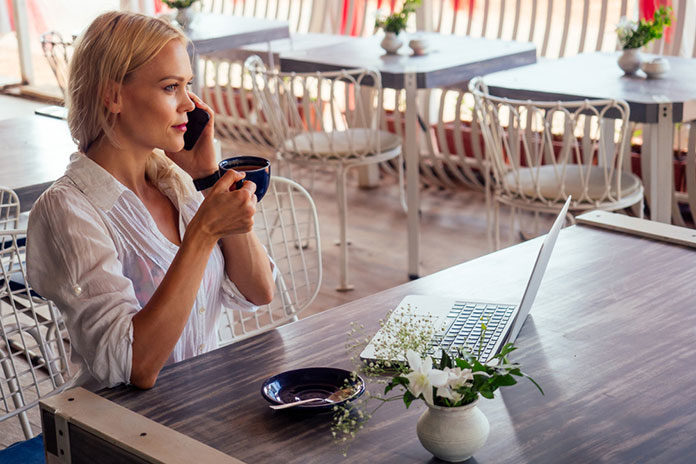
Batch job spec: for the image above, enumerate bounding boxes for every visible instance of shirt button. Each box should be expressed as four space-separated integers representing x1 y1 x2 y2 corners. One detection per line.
198 306 206 315
198 344 205 354
72 284 82 296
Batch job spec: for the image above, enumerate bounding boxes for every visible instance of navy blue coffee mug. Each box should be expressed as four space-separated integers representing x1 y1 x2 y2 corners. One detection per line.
218 156 271 201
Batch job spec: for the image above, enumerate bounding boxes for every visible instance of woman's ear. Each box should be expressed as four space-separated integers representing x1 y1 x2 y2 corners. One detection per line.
103 81 122 114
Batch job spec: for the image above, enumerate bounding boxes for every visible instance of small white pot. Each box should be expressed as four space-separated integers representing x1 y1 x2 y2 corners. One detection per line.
617 48 642 75
380 32 403 54
416 400 490 462
175 8 196 30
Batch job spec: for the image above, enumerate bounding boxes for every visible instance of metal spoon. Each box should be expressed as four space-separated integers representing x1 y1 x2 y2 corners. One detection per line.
269 386 354 410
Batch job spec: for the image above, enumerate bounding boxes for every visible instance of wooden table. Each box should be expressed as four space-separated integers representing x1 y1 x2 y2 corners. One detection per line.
0 116 74 211
483 52 696 224
42 218 696 462
279 33 537 280
186 13 290 92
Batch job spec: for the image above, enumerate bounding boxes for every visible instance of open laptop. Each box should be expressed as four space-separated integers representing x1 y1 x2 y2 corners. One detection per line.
360 196 571 363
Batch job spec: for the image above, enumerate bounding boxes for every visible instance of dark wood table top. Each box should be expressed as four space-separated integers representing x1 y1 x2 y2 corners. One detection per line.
188 13 290 56
101 224 696 463
279 33 537 89
0 116 75 212
483 52 696 123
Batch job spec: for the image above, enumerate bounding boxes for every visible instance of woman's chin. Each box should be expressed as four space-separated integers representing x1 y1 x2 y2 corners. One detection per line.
164 140 186 153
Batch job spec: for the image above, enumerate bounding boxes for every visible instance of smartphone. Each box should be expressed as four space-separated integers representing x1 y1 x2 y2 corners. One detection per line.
183 107 210 150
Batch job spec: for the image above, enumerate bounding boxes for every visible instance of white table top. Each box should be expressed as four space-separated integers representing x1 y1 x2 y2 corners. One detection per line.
483 52 696 123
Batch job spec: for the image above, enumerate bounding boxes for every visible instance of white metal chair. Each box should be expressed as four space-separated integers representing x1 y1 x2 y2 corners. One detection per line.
470 77 644 249
0 188 20 232
217 176 322 345
39 31 73 99
1 229 71 441
245 55 403 291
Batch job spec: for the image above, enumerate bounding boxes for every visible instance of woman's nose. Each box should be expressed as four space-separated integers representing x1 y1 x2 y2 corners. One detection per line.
181 93 196 112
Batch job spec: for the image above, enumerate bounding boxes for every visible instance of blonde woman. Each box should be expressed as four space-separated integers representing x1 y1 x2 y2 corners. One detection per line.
26 11 275 390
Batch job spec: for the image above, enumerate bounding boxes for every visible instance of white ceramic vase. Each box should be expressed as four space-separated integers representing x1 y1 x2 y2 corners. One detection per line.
380 32 403 54
175 7 196 30
416 401 490 462
617 48 642 75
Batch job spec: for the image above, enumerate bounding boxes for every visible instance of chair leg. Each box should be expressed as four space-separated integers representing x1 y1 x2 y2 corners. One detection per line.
336 165 354 291
484 164 493 248
397 153 407 213
494 200 500 251
1 357 33 439
639 197 645 219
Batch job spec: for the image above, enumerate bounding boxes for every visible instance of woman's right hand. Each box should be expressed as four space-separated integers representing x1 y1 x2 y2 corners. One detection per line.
186 169 258 245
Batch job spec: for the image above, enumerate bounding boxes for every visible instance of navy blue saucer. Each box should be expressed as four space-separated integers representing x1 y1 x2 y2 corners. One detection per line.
261 367 365 411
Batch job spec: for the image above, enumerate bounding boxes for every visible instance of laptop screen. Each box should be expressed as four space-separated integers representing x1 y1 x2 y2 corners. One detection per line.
505 196 571 344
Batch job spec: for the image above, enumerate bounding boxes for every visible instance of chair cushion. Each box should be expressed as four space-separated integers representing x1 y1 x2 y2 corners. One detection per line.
283 129 401 158
0 434 45 464
501 164 642 201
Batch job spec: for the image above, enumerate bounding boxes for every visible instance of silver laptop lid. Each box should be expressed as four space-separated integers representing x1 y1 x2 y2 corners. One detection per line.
505 196 571 344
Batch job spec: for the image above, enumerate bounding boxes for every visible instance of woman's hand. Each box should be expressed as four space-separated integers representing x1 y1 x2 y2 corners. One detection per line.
165 92 219 179
185 169 258 245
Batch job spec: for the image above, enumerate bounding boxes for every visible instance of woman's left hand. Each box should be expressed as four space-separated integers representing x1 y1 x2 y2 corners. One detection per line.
165 92 218 179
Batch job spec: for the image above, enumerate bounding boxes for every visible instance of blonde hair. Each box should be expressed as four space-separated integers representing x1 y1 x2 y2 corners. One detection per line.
68 11 195 197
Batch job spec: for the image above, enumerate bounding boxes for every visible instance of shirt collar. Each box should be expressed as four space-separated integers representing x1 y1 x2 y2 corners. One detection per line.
64 152 129 211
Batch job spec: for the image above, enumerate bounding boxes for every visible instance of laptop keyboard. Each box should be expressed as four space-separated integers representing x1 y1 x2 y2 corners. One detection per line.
426 301 516 361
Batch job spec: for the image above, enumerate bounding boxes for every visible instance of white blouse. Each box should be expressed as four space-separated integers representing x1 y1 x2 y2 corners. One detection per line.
27 152 265 390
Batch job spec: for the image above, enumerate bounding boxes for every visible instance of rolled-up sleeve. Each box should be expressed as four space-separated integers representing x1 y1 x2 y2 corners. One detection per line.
218 250 277 312
27 186 139 387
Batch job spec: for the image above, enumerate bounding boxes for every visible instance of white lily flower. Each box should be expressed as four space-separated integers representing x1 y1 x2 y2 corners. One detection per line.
404 349 448 405
433 366 473 403
443 366 475 388
436 385 463 402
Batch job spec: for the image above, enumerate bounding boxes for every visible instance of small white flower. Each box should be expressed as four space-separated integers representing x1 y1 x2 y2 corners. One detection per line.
404 349 448 405
615 16 638 44
434 366 474 402
444 366 475 388
436 385 463 402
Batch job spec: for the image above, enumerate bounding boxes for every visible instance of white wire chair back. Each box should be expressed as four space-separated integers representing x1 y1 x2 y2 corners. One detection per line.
39 31 73 99
202 57 278 158
245 55 387 164
470 78 638 208
1 230 71 439
217 176 321 345
0 187 20 231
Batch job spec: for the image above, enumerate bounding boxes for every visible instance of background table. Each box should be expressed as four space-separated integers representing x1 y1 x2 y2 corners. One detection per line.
280 33 537 280
187 13 290 93
0 116 74 211
92 221 696 463
483 52 696 224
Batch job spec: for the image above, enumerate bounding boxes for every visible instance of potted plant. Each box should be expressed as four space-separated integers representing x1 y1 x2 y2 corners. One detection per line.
615 6 672 74
374 0 421 54
332 312 543 462
162 0 199 30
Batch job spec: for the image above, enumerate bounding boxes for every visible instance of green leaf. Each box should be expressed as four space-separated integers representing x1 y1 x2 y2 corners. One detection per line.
403 390 416 408
439 350 453 369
